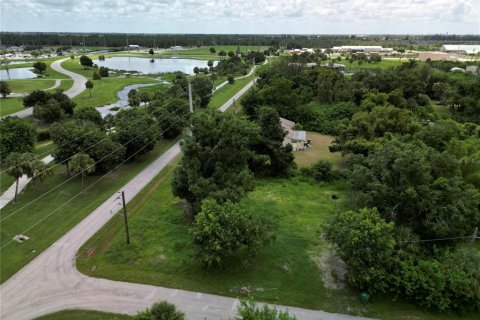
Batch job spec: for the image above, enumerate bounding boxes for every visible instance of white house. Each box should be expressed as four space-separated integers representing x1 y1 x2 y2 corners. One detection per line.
280 117 307 151
441 45 480 55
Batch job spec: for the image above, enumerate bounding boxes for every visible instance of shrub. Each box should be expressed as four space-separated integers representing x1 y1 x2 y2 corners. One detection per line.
301 160 334 182
93 71 101 80
135 300 185 320
37 129 50 142
228 74 235 84
237 300 296 320
191 199 276 268
99 66 109 77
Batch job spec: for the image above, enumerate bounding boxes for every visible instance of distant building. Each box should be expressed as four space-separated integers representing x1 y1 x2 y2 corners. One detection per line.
287 48 314 55
331 46 393 54
320 63 346 72
170 46 183 50
441 45 480 55
128 45 140 49
280 117 307 151
418 52 457 62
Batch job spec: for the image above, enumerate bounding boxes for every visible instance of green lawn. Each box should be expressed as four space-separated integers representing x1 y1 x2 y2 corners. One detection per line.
61 59 97 78
294 132 344 168
7 79 56 93
207 76 253 110
432 103 451 118
34 141 55 157
0 97 24 117
76 164 474 320
35 310 132 320
327 59 406 72
0 138 179 283
73 77 158 109
0 164 16 194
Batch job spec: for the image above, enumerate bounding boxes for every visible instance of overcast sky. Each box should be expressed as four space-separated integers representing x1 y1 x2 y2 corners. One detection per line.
1 0 479 34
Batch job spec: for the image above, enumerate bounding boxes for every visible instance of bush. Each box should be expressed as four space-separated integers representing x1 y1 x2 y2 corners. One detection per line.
228 74 235 84
301 160 334 182
93 71 101 80
99 66 109 77
135 300 185 320
237 300 296 320
37 129 50 142
191 199 276 268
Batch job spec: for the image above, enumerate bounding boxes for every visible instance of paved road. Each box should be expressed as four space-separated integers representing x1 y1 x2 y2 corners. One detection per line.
0 155 54 209
0 77 371 320
5 58 87 118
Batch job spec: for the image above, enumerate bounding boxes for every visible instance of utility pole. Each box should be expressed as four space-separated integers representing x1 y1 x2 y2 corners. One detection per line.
82 36 86 53
188 83 193 114
121 191 130 245
232 98 236 114
472 227 478 243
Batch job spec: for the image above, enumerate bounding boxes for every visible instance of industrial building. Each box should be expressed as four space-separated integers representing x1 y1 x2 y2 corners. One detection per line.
331 46 393 53
441 45 480 55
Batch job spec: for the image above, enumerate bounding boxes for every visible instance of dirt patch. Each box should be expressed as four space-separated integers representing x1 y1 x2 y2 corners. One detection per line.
312 246 347 290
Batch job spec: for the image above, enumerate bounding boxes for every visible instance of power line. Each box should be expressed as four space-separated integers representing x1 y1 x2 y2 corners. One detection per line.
0 118 186 250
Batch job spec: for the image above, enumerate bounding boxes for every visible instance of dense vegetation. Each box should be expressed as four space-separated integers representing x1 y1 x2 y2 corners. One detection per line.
243 57 480 313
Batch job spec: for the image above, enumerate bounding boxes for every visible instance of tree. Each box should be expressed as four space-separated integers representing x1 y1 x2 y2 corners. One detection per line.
33 98 64 123
218 50 226 59
191 199 276 268
69 153 95 193
5 152 36 202
92 71 101 80
74 107 103 127
135 301 184 320
79 55 93 69
209 47 216 54
249 107 295 177
326 208 396 293
193 66 200 75
149 48 154 56
0 81 11 98
228 50 235 58
190 76 213 108
31 160 54 190
140 91 151 105
23 90 75 115
207 60 214 68
99 66 109 77
227 74 235 84
149 98 190 139
172 110 259 216
32 62 47 76
0 117 36 159
114 108 159 159
128 89 140 107
237 300 297 320
85 80 94 97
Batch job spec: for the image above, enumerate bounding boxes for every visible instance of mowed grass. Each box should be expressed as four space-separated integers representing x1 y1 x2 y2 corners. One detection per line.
72 77 158 109
75 164 473 320
0 139 178 283
7 79 56 93
35 310 132 320
294 132 344 168
0 97 24 117
207 76 253 110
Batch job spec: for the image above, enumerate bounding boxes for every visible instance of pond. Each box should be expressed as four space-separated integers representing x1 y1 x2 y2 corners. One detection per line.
96 80 167 117
0 68 37 80
92 57 217 75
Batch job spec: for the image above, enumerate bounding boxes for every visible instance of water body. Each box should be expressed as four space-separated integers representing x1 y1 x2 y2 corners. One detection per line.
92 57 217 75
0 68 37 80
96 81 167 117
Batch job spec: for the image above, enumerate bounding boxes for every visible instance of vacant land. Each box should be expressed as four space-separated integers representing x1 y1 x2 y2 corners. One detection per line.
207 76 253 110
0 98 24 117
294 132 343 167
0 139 178 282
35 310 132 320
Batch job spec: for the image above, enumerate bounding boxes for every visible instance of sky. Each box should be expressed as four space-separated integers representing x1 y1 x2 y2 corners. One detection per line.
1 0 479 35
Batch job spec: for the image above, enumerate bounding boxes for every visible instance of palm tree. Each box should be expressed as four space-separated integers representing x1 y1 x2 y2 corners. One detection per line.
5 152 36 202
69 153 95 194
85 80 94 97
32 160 54 190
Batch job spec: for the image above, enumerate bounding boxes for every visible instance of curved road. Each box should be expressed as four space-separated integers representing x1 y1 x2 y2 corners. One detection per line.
0 71 371 320
5 58 87 118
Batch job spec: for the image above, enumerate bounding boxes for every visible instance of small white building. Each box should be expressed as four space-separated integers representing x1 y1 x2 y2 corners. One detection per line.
441 45 480 55
280 117 307 151
466 66 479 74
171 46 183 50
129 45 140 49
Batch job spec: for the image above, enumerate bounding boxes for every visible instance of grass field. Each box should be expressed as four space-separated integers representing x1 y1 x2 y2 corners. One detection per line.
0 138 178 283
0 97 24 117
207 76 253 110
7 79 57 93
75 162 474 320
35 310 132 320
432 103 451 118
327 58 406 72
61 58 97 78
294 133 343 168
72 77 158 109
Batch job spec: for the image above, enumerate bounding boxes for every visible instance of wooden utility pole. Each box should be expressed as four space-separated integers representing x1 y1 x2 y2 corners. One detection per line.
121 191 130 245
232 98 236 114
188 83 193 114
472 227 478 243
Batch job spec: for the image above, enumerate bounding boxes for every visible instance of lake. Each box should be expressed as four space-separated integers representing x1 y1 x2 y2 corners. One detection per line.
92 57 216 75
0 68 37 80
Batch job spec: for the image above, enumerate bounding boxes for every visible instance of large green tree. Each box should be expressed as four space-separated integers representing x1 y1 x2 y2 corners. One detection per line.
191 76 213 108
172 110 259 216
149 98 190 139
69 153 95 193
0 81 11 98
0 117 36 159
5 152 36 202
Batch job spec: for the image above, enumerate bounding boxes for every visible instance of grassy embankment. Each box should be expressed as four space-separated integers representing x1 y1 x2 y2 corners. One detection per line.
35 310 132 320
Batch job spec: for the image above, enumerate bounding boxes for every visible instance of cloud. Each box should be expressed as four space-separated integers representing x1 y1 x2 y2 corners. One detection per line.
1 0 479 33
